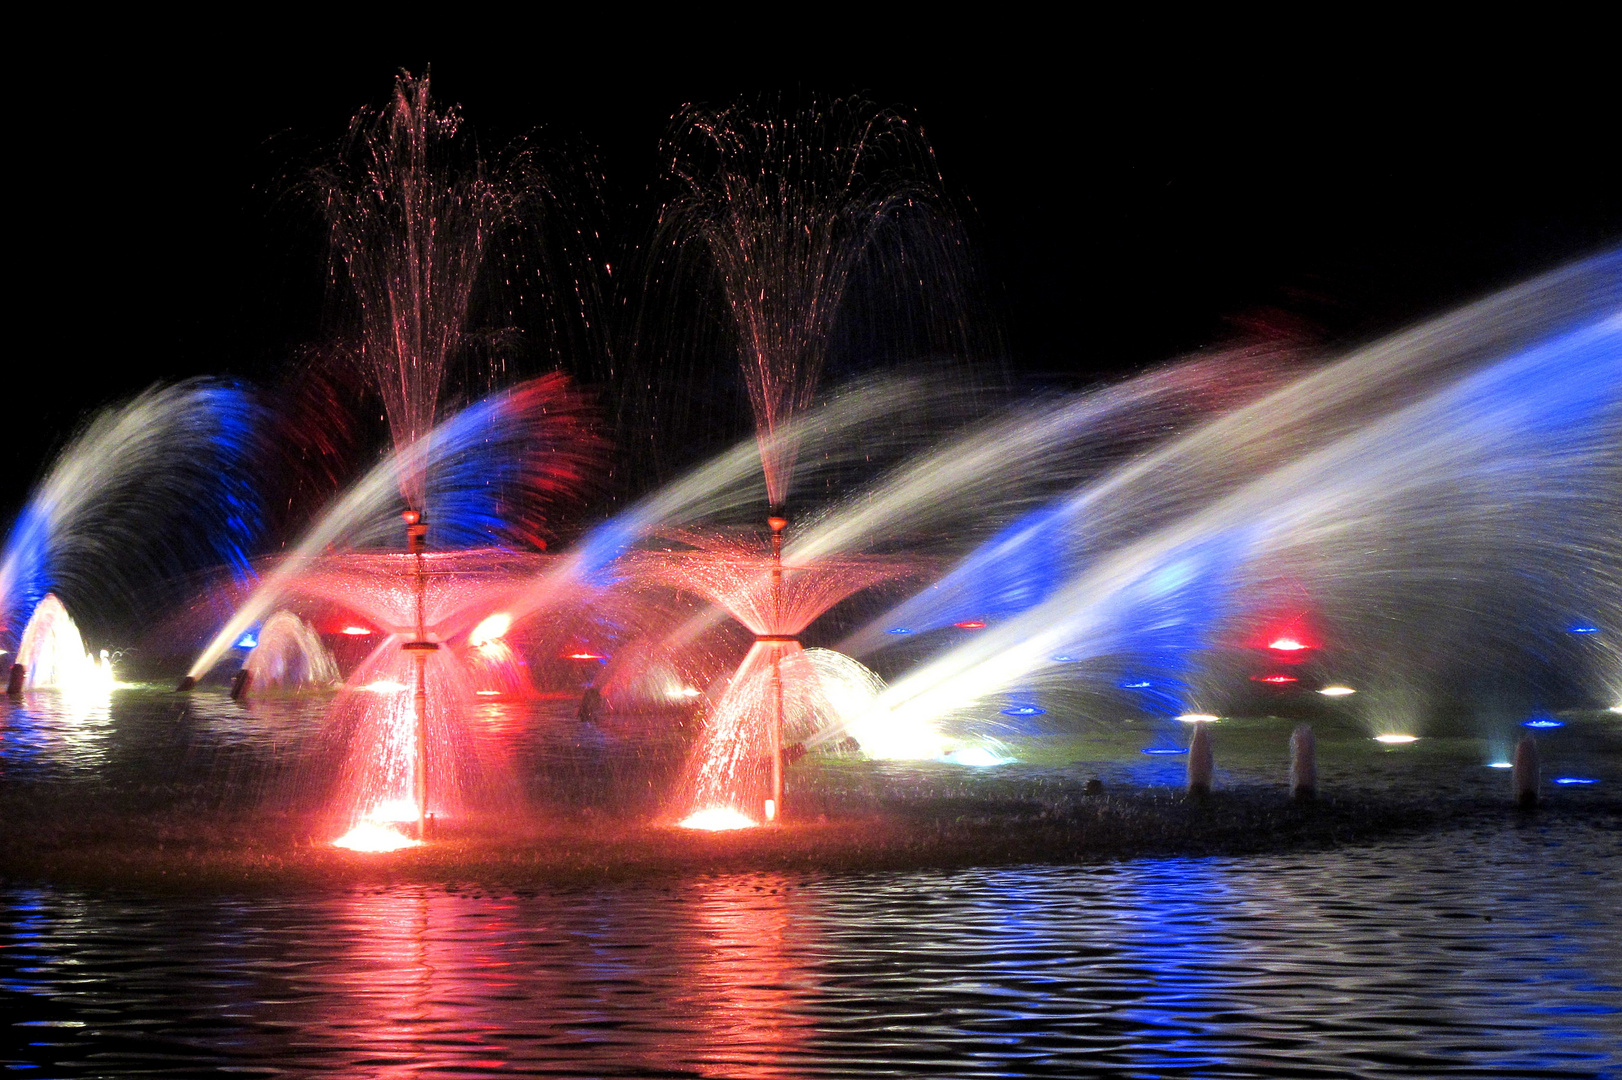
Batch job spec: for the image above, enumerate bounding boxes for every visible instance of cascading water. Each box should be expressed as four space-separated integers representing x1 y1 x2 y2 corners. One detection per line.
239 611 339 695
12 595 114 695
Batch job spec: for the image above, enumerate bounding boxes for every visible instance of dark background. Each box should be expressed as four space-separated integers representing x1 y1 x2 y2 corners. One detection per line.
13 50 1619 519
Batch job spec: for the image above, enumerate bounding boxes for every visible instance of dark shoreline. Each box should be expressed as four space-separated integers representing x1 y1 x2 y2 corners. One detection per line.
5 787 1614 896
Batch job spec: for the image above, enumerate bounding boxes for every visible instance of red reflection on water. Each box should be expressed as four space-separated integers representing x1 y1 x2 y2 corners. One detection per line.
682 876 806 1078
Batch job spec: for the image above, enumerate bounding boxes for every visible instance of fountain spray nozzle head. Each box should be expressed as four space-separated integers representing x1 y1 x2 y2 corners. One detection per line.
403 509 428 553
767 516 788 533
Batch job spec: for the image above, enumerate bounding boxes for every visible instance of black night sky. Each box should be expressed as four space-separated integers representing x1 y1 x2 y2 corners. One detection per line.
14 51 1619 518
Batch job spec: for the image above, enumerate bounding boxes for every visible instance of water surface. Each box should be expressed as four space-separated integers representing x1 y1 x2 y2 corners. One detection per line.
5 819 1618 1078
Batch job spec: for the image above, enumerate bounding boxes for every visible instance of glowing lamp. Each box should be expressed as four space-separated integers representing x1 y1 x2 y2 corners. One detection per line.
1268 638 1308 652
1553 777 1598 785
1374 734 1418 744
1178 713 1219 723
1567 626 1600 634
235 634 258 649
468 612 512 648
763 798 777 821
887 628 913 635
475 690 501 696
1119 680 1151 689
1251 674 1298 684
1487 762 1514 769
678 807 757 831
1001 705 1045 716
565 651 606 661
342 626 372 636
1318 685 1356 697
360 679 409 694
400 510 420 526
954 620 987 630
332 822 420 852
1142 747 1187 755
1523 719 1564 729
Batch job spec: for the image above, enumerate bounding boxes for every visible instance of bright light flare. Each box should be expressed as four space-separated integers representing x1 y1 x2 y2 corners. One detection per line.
1374 734 1418 744
1251 675 1297 684
942 744 1013 767
360 679 409 694
1318 685 1356 697
953 620 986 629
342 626 372 636
333 822 420 852
235 634 258 648
469 612 512 648
1523 719 1564 729
1268 638 1308 652
1487 762 1514 769
565 651 606 661
1178 713 1219 723
678 807 758 831
1553 777 1598 785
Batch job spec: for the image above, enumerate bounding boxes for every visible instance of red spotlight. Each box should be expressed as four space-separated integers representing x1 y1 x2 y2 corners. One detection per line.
1251 674 1298 684
954 620 987 630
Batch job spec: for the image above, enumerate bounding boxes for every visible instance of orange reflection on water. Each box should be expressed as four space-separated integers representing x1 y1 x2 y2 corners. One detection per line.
678 874 808 1079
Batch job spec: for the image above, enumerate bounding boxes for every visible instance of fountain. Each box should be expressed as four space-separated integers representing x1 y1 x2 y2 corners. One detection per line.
182 74 605 847
650 99 976 825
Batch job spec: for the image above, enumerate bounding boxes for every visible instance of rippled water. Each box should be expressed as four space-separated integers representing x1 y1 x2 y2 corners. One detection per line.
5 818 1619 1078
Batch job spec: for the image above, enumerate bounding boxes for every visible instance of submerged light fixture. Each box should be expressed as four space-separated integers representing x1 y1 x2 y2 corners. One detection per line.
1374 734 1418 744
1318 685 1356 697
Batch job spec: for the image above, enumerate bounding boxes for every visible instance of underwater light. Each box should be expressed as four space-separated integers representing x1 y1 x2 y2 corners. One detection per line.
475 690 501 696
235 634 258 649
341 626 372 636
565 651 606 661
1553 777 1598 785
360 679 409 694
887 627 913 635
1567 626 1600 634
678 807 757 831
332 822 420 852
1142 747 1187 755
954 620 986 629
1001 705 1046 716
1523 719 1564 729
468 612 512 647
1178 713 1219 723
1374 734 1418 744
1252 674 1297 684
1119 680 1151 689
943 745 1014 767
1487 762 1514 769
1268 637 1308 652
1318 685 1356 697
